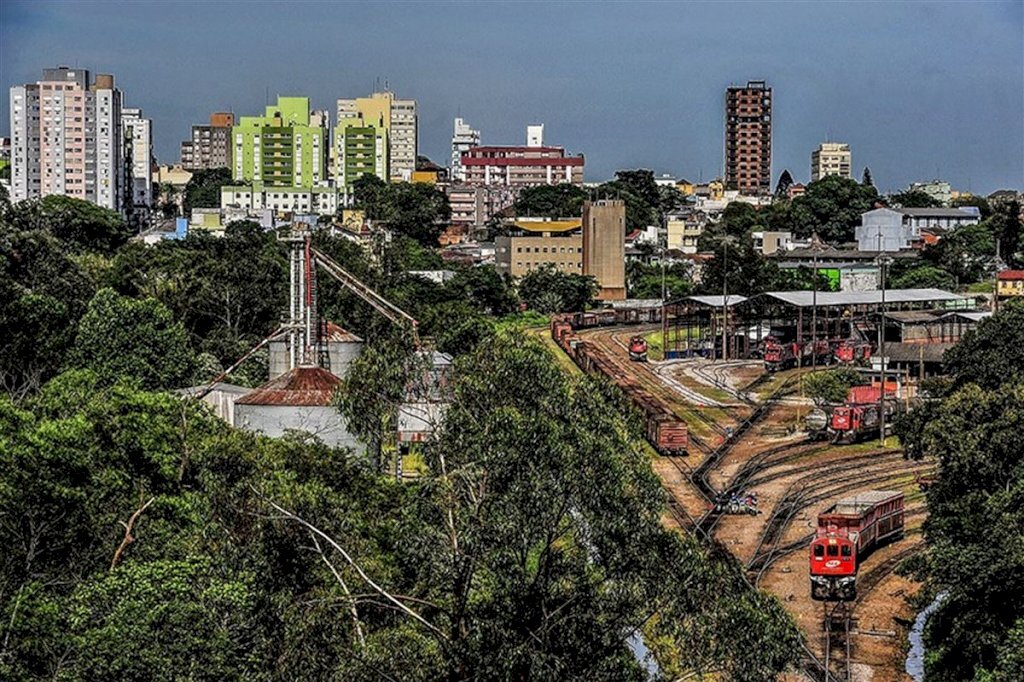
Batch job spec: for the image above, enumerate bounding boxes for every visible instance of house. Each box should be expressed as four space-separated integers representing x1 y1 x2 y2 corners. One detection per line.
997 270 1024 298
855 207 980 251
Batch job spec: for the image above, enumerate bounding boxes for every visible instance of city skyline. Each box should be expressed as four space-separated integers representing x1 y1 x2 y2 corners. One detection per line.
1 1 1021 194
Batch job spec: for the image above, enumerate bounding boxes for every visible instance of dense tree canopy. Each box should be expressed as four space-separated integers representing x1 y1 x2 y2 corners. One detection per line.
183 168 234 214
513 184 587 219
781 175 881 243
353 175 451 247
4 195 131 255
518 264 597 313
887 189 942 209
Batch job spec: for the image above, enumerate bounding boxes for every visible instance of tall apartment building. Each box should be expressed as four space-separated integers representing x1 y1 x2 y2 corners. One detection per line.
461 144 584 186
725 80 772 195
582 200 626 300
335 110 388 191
811 142 851 182
336 91 417 182
450 117 480 181
231 97 328 188
9 66 124 210
180 112 234 169
121 108 152 208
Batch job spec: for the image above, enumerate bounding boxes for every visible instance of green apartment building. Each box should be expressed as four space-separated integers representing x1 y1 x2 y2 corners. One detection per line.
231 96 328 189
335 115 388 192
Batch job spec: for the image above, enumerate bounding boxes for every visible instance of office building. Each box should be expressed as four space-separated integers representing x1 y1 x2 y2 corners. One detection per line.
811 142 852 182
180 112 234 169
582 200 627 300
495 218 584 278
336 91 417 182
9 66 124 210
450 117 480 181
231 96 328 188
725 80 772 195
121 108 152 208
461 134 584 187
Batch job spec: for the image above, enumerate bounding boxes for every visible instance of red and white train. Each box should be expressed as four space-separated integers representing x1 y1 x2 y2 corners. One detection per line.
829 385 896 444
809 490 905 601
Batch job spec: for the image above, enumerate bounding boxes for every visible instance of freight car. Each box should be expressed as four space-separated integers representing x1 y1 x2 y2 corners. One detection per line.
828 385 896 444
551 318 687 455
809 490 905 601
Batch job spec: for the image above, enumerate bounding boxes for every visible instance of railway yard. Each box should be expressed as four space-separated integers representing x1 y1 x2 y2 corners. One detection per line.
564 323 933 682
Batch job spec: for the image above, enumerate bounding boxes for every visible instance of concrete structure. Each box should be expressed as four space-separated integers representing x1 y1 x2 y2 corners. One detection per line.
446 184 518 233
178 382 252 425
666 212 705 254
232 97 328 189
9 66 124 210
527 124 544 147
495 218 583 278
909 180 952 206
811 142 851 182
335 114 388 191
397 350 453 445
180 112 234 169
234 366 361 451
121 107 153 208
461 143 584 187
268 322 363 380
725 80 772 195
752 230 794 255
337 91 417 182
450 117 480 181
582 199 627 300
221 183 340 215
997 270 1024 298
856 207 981 252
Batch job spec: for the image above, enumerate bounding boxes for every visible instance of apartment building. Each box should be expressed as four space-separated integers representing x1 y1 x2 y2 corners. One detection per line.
9 66 124 210
180 112 234 169
461 145 584 186
582 200 626 300
811 142 851 182
121 107 152 207
450 117 480 181
231 96 328 188
725 80 772 195
336 91 417 182
666 212 705 254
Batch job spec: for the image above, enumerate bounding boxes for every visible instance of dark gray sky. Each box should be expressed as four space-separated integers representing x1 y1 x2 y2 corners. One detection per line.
2 0 1022 194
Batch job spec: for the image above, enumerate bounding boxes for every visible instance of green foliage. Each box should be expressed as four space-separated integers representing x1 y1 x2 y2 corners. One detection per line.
784 174 881 242
889 263 956 290
354 175 451 247
513 184 587 218
951 195 992 219
183 168 233 214
518 264 597 313
4 194 131 255
626 260 693 300
802 367 864 405
774 169 794 198
861 167 874 187
943 301 1024 390
71 288 196 390
926 222 995 284
888 189 943 208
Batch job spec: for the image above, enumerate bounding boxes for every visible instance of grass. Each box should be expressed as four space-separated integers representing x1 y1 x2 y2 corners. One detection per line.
964 280 995 294
527 326 583 376
641 327 700 362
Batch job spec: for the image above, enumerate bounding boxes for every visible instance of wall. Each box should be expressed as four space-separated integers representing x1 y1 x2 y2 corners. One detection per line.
234 404 363 452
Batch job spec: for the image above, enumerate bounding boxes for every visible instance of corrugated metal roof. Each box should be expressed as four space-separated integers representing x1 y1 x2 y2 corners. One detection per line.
940 311 991 322
760 288 966 308
688 294 748 307
882 342 954 363
324 322 362 343
882 310 944 323
901 208 977 218
236 366 341 406
832 490 903 515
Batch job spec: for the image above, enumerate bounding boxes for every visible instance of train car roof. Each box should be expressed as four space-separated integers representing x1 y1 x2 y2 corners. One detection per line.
829 490 903 516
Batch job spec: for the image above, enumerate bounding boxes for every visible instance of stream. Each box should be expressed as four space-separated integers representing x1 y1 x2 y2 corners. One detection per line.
905 590 948 681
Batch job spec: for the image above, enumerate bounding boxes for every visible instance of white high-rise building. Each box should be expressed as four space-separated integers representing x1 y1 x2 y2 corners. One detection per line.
121 107 152 208
527 124 544 148
451 117 480 182
9 66 124 211
811 142 852 182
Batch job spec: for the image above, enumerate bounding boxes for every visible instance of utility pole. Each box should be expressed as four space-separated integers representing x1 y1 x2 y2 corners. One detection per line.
721 237 730 362
811 232 821 369
877 254 892 447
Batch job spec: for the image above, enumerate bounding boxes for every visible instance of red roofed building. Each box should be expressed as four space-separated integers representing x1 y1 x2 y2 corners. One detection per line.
460 145 584 187
997 270 1024 298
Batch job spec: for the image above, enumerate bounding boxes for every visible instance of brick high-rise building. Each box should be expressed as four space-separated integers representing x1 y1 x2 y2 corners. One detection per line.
725 80 772 195
9 66 124 211
180 112 234 170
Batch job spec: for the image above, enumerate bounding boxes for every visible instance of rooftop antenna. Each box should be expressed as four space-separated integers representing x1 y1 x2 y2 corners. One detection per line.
265 86 268 106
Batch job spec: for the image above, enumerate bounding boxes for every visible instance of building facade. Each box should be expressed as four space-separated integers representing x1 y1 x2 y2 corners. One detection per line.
232 97 328 188
450 117 480 181
666 212 705 254
180 112 234 169
725 80 772 195
997 270 1024 298
461 145 584 187
121 107 152 208
856 207 981 251
495 219 583 278
221 184 340 215
9 66 124 211
336 91 417 182
811 142 851 182
582 200 626 300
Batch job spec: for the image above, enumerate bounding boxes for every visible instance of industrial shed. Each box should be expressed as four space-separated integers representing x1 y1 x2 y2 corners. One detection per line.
234 366 362 451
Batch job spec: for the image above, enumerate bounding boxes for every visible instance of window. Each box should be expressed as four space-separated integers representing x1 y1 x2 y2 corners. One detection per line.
841 545 851 557
827 545 838 557
813 545 824 558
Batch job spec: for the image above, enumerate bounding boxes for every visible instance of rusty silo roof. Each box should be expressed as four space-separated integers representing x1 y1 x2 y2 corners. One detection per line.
236 366 342 406
324 322 362 343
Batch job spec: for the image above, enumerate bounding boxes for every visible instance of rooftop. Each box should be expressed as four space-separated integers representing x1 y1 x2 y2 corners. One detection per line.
758 288 967 308
997 270 1024 281
901 207 979 218
236 366 341 407
830 490 903 516
510 218 582 233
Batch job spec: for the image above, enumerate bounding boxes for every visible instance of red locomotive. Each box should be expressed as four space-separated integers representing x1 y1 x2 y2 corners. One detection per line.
763 338 799 372
834 339 873 365
828 385 896 444
628 336 648 362
810 490 904 601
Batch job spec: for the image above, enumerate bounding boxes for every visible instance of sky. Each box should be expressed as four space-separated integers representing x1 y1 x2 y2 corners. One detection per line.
1 0 1022 194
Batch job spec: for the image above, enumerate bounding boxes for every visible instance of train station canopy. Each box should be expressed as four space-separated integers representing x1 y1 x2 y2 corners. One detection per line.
752 288 969 309
686 294 748 308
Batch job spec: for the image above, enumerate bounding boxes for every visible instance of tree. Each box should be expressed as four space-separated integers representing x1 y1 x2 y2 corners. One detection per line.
774 169 794 198
889 263 956 290
71 288 196 390
4 194 131 255
353 176 451 247
513 184 587 219
926 222 995 285
943 301 1024 390
445 265 518 315
802 368 864 405
183 168 234 214
518 264 597 313
861 167 874 187
887 189 942 209
950 195 991 219
787 175 880 242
